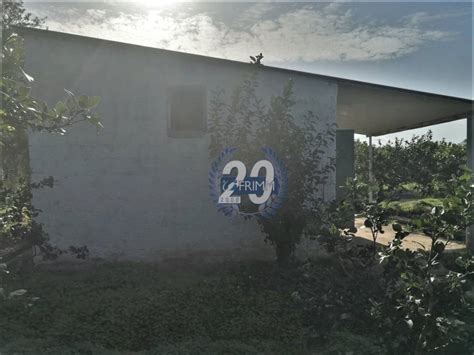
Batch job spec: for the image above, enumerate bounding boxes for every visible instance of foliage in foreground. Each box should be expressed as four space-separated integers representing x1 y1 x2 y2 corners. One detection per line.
1 242 472 355
1 10 101 187
0 2 100 291
0 260 384 354
2 167 472 354
314 174 474 354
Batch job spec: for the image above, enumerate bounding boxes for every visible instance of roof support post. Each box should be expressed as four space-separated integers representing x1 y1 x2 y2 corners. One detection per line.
368 135 374 203
336 130 355 203
467 114 474 251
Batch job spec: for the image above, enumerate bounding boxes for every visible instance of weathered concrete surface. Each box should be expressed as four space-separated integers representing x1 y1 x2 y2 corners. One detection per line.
23 29 337 262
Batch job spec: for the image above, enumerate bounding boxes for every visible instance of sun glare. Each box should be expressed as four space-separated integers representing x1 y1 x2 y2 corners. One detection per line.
134 0 181 8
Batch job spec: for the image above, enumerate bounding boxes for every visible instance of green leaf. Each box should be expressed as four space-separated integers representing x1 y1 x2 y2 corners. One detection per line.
455 256 466 268
78 95 100 109
392 223 402 232
18 85 30 98
54 101 68 115
348 226 357 233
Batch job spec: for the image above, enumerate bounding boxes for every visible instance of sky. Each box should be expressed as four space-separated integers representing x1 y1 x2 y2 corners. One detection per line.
24 1 473 144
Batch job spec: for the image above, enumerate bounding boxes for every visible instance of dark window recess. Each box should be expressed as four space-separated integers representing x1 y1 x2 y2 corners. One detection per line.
168 86 206 137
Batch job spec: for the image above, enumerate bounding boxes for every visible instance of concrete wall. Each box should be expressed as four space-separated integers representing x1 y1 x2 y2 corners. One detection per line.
23 29 338 262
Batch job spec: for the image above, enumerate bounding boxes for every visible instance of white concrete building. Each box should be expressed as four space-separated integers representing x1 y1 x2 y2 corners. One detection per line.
22 28 473 261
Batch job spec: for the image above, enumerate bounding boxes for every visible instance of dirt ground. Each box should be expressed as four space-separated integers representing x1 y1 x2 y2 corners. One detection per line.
354 217 466 251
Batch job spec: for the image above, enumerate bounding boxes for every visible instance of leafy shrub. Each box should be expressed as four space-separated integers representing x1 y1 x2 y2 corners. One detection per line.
312 173 474 354
0 179 51 251
293 257 383 339
208 69 335 264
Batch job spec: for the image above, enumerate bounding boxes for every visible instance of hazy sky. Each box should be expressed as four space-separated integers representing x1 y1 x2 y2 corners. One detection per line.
25 1 473 143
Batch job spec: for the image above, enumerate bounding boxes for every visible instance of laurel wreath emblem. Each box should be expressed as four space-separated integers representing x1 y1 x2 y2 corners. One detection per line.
208 147 288 219
208 147 239 217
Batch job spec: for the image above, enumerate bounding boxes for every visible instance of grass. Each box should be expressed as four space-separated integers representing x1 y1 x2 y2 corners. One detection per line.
0 259 384 354
382 197 444 217
381 197 466 241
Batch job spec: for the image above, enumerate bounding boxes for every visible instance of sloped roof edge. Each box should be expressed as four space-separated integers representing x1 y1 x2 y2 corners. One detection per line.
16 26 473 105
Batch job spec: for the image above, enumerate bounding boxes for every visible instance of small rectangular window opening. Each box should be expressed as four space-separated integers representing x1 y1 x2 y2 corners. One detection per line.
168 86 207 138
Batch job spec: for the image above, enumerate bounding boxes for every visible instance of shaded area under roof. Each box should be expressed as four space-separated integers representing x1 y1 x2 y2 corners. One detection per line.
16 27 474 137
337 80 472 136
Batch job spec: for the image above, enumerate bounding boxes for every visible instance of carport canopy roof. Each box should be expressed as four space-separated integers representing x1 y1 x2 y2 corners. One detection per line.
335 79 473 137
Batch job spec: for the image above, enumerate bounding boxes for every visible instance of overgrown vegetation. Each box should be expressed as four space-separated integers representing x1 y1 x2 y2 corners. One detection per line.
375 180 473 353
313 171 474 354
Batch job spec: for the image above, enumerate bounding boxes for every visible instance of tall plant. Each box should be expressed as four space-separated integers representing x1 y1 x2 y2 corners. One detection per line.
1 0 46 30
209 68 336 264
368 172 474 353
0 4 101 262
318 173 474 353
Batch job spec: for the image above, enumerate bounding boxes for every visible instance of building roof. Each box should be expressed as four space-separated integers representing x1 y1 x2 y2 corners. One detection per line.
337 80 472 136
18 27 473 136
